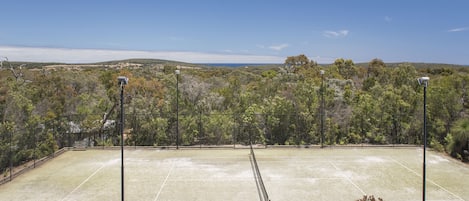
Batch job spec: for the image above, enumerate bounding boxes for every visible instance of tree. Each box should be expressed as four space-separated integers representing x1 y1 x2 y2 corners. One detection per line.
0 57 27 83
204 114 234 145
367 58 386 78
427 75 466 145
283 54 317 74
334 58 356 79
263 96 297 145
447 118 469 160
351 92 378 143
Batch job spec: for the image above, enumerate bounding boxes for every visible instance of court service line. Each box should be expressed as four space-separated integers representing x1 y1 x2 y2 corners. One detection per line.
329 161 366 195
153 162 175 201
391 158 465 201
60 162 108 201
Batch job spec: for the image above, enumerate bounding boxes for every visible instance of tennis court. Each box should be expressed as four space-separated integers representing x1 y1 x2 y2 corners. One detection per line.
0 147 468 201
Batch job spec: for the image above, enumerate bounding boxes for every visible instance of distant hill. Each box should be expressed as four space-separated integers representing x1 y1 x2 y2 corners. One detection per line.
5 58 206 69
355 62 469 69
4 58 468 70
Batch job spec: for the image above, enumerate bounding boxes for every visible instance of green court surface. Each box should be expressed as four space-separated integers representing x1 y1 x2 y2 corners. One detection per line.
0 147 468 201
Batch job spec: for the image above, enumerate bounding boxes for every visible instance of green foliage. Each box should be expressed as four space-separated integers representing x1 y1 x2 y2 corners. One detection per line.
447 119 469 160
430 138 445 152
334 58 356 79
2 55 469 171
348 132 362 144
261 70 278 79
445 133 454 152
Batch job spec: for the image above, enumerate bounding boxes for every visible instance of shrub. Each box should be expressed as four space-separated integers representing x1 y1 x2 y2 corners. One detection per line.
348 132 362 144
430 138 444 152
446 119 469 161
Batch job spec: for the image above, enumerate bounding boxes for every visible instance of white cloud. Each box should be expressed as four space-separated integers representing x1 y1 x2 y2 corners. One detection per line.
268 43 289 51
448 27 468 32
0 46 284 63
323 30 349 38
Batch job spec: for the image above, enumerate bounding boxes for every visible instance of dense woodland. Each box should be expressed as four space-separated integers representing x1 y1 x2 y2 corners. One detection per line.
1 55 469 173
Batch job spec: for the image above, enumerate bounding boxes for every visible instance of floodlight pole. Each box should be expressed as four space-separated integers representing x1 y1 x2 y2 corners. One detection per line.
320 70 325 148
175 69 180 150
418 77 429 201
423 80 427 201
118 76 128 201
120 82 124 201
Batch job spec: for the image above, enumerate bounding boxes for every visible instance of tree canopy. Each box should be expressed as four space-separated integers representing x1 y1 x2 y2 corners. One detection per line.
1 55 469 173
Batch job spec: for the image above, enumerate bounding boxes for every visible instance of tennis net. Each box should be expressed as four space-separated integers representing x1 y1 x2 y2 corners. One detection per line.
249 144 270 201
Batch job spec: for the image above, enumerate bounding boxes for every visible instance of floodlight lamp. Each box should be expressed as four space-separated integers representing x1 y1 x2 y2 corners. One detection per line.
418 77 429 86
175 69 180 75
117 76 129 85
320 70 325 75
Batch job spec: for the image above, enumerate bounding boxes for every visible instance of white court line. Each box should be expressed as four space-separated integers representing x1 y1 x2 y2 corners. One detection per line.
391 158 465 201
329 161 366 195
153 162 175 201
60 163 108 201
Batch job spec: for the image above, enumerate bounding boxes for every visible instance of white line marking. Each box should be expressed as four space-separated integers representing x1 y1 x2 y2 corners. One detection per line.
391 158 421 176
330 161 340 171
153 162 175 201
329 162 366 195
391 158 465 201
345 175 366 195
61 163 107 201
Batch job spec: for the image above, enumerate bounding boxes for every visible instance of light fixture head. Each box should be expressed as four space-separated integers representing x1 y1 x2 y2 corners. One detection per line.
117 76 129 85
418 77 429 86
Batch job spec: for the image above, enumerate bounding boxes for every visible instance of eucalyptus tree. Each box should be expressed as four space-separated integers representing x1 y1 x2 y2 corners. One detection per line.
427 74 467 147
350 92 378 143
334 58 356 79
284 54 315 73
293 80 320 144
367 58 386 78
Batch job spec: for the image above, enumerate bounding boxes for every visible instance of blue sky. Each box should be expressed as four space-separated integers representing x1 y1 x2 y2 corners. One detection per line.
1 0 468 64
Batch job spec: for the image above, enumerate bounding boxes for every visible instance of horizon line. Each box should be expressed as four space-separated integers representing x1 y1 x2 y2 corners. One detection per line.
1 46 468 66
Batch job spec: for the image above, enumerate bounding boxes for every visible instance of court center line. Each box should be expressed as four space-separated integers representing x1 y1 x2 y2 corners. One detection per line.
60 162 108 201
329 161 366 195
391 158 465 201
153 161 175 201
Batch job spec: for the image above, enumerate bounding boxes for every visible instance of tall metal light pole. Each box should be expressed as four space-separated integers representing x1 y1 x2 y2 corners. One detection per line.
320 70 325 148
118 76 128 201
175 69 180 150
418 76 429 201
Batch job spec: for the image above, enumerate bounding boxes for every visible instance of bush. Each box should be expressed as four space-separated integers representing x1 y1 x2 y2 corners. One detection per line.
430 138 444 152
446 119 469 160
373 135 386 144
445 133 454 153
348 132 362 144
